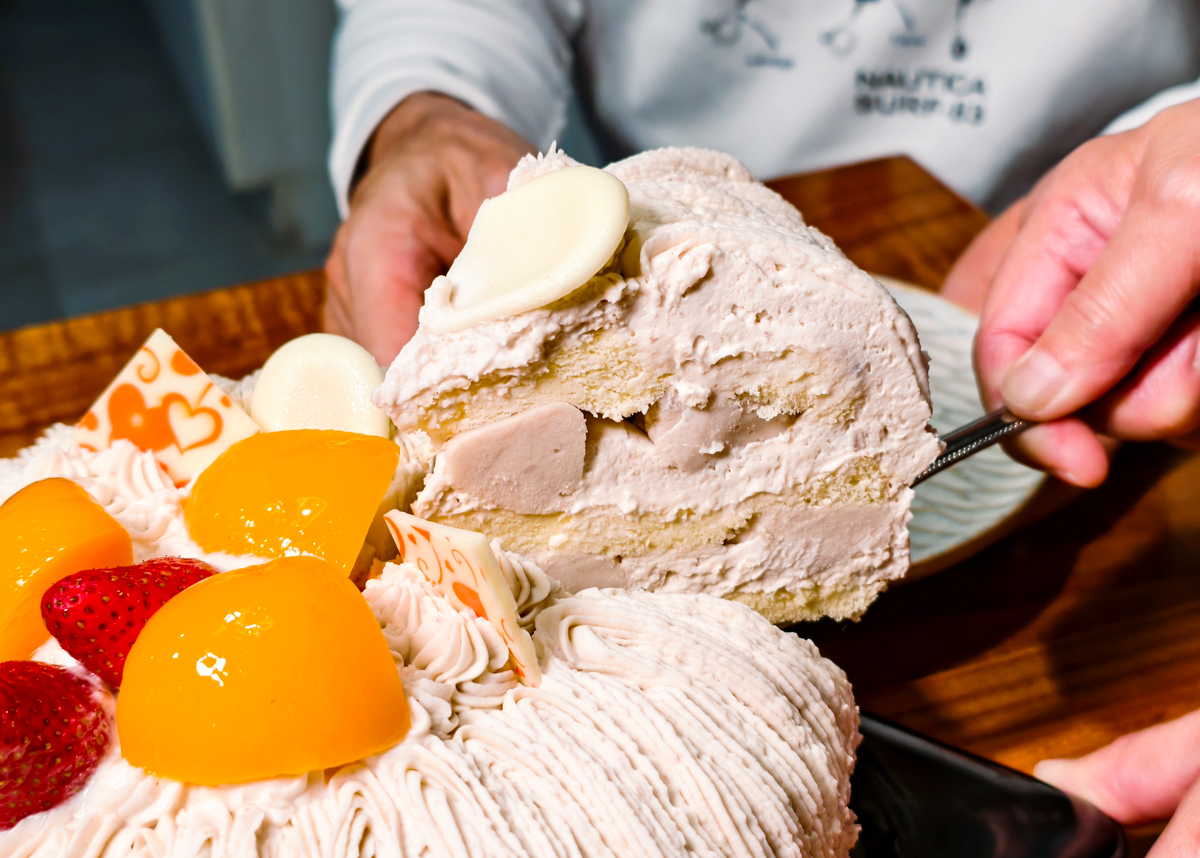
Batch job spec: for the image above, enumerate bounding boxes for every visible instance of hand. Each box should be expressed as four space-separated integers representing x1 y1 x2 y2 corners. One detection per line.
1035 709 1200 856
324 93 535 365
942 99 1200 487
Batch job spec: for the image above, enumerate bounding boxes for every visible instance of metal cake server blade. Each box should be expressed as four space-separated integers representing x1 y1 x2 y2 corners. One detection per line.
912 409 1032 486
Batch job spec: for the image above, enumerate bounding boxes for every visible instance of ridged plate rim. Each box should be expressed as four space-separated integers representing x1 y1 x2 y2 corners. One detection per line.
879 276 1046 580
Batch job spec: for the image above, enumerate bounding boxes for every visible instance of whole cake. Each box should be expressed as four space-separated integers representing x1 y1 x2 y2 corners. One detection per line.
378 147 941 623
0 145 945 856
0 429 858 858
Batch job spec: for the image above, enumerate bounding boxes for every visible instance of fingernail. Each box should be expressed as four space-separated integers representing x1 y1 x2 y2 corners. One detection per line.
1033 759 1072 786
1001 348 1068 415
1033 759 1109 810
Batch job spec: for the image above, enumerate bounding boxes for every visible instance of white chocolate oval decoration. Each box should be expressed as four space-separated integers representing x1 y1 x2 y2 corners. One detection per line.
424 165 629 334
250 333 391 437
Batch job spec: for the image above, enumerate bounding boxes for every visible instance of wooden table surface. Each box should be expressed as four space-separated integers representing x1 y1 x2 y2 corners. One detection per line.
0 156 1184 846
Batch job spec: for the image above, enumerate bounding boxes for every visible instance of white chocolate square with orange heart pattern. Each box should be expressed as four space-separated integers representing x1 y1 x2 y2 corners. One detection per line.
75 329 260 485
384 511 541 685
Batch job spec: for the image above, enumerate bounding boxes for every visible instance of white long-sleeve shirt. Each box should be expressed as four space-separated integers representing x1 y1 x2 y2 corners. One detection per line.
330 0 1200 216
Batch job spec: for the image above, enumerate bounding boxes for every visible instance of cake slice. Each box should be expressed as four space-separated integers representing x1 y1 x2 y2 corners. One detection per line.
377 147 940 623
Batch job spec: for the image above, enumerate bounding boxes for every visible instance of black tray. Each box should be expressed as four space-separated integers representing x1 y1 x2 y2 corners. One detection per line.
851 714 1127 858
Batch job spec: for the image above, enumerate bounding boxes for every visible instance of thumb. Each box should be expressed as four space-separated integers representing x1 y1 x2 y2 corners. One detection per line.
1034 708 1200 825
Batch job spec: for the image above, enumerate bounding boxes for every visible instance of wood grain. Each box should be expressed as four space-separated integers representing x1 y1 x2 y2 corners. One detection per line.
767 155 990 289
806 441 1200 766
0 157 1186 846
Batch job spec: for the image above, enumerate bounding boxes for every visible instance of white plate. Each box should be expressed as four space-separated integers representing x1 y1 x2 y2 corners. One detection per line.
879 277 1046 579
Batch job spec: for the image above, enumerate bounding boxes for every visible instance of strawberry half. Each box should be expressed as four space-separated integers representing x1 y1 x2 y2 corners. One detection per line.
41 557 216 688
0 660 110 829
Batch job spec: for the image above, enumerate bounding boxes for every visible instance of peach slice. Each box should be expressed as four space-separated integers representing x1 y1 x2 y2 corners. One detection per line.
118 555 409 784
0 478 133 661
183 430 399 575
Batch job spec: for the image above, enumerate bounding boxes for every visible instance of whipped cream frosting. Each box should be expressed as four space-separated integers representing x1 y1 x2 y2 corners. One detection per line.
0 424 259 571
6 553 858 856
2 423 859 857
380 148 935 480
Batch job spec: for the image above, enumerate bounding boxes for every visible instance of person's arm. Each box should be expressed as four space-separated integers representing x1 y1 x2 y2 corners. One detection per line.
330 0 579 216
941 98 1200 486
325 0 580 363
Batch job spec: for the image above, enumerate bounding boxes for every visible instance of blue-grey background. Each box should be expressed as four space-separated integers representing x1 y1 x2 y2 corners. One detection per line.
0 0 331 332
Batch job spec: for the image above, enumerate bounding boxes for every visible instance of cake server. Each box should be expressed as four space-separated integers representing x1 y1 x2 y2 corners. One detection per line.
912 409 1032 486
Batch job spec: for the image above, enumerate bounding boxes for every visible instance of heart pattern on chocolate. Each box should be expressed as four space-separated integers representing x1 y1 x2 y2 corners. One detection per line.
107 384 225 454
108 384 176 452
163 393 223 452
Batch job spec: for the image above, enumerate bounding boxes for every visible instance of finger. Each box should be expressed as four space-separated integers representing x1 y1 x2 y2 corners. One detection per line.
974 135 1131 410
322 282 354 340
999 145 1200 420
1034 708 1200 825
1148 772 1200 858
342 211 458 365
440 116 533 237
444 153 516 238
322 227 355 338
941 198 1027 314
1089 312 1200 440
998 417 1111 487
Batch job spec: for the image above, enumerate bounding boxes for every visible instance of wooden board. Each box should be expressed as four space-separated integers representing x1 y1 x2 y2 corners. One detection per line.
0 155 1178 850
767 155 990 289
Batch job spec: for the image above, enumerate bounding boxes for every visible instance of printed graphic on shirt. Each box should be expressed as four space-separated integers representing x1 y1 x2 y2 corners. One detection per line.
820 0 980 60
700 1 988 126
700 0 794 67
854 67 986 124
950 0 977 59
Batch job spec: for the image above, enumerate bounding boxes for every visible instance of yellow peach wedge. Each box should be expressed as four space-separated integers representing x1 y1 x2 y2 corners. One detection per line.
0 478 133 661
118 555 409 784
183 430 399 575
